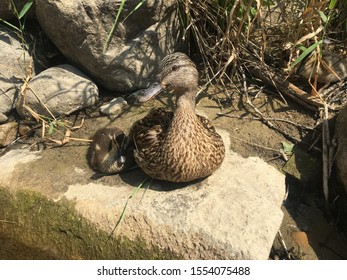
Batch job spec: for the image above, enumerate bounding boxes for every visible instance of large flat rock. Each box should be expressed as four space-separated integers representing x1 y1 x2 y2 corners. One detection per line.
0 130 285 259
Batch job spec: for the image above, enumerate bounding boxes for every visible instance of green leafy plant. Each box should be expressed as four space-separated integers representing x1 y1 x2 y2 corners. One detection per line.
0 0 33 49
282 141 294 156
291 40 323 69
290 0 346 70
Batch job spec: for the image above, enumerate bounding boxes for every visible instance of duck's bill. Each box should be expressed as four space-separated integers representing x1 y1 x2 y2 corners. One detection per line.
118 155 126 165
138 82 163 103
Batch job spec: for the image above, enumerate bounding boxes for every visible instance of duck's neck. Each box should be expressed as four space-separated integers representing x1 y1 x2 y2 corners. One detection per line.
170 89 198 132
175 89 196 111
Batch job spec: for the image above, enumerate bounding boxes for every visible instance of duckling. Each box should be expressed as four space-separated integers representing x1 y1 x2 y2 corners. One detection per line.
131 52 225 182
298 51 347 84
89 127 133 174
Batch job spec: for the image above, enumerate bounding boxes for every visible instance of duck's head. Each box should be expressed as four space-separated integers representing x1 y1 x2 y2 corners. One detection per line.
90 127 127 173
297 51 347 84
138 52 199 102
111 130 127 167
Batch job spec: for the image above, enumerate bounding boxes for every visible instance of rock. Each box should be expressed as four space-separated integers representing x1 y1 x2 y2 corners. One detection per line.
0 28 32 116
16 64 99 119
0 122 18 147
18 124 33 137
0 113 8 124
333 105 347 194
35 0 183 92
100 97 127 116
291 231 310 249
0 129 285 259
282 147 322 189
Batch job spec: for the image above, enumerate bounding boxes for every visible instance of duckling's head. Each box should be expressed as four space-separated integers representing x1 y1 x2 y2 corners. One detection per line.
139 52 199 102
110 131 127 166
89 127 128 174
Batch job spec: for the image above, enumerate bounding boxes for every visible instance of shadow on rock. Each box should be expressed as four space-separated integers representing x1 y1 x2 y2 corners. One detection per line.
281 116 347 260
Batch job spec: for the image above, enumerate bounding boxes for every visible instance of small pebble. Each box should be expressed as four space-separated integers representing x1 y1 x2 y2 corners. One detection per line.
0 122 18 147
0 112 8 124
18 124 33 137
100 97 127 116
291 231 310 249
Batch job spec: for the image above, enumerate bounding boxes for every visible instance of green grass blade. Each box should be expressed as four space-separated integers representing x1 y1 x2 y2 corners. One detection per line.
318 11 327 23
291 40 323 69
108 177 150 237
140 177 152 203
103 0 126 52
9 0 19 18
328 0 337 9
48 123 55 135
122 0 147 23
18 0 33 19
0 19 21 33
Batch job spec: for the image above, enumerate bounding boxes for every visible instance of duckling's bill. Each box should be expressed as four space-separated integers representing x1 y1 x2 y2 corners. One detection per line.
138 82 163 102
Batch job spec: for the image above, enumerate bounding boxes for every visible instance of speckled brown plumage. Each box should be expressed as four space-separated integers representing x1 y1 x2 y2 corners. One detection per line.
131 52 225 182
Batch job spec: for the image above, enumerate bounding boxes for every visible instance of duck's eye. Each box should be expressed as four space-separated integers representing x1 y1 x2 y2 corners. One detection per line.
171 65 178 71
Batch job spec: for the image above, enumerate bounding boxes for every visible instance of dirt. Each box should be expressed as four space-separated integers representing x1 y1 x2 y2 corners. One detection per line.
202 87 347 260
3 82 347 260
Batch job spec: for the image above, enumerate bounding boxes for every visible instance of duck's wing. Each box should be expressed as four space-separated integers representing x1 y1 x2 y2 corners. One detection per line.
197 114 225 160
197 114 221 135
131 108 173 153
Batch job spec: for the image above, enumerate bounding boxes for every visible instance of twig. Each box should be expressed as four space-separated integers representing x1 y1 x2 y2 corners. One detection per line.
20 58 57 122
243 48 345 111
322 104 330 203
0 219 16 224
279 149 289 161
240 66 302 143
308 132 322 152
266 155 282 162
46 137 92 144
277 230 290 259
23 87 57 121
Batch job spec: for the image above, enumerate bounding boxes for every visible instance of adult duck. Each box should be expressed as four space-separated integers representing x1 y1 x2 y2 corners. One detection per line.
131 52 225 182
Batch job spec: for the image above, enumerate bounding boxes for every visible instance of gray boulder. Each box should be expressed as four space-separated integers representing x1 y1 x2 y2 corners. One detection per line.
0 0 36 20
16 64 99 119
0 28 31 116
333 105 347 194
0 122 18 147
35 0 183 92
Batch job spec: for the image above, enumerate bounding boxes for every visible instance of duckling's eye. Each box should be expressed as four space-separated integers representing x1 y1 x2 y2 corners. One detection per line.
171 65 178 71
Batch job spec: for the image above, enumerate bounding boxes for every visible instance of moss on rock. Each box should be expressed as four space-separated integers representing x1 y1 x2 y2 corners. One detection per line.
0 187 179 259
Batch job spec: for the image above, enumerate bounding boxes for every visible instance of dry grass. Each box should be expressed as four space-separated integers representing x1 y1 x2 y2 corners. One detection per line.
178 0 347 108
